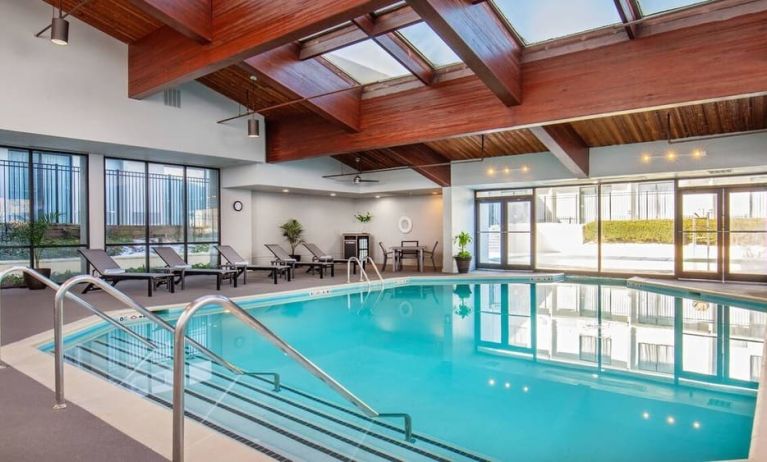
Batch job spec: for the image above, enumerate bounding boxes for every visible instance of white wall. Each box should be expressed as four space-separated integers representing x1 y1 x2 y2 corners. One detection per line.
0 0 263 166
247 191 444 268
221 188 254 261
442 187 476 273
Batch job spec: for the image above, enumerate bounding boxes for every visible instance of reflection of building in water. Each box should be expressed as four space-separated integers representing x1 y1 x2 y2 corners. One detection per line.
476 282 766 387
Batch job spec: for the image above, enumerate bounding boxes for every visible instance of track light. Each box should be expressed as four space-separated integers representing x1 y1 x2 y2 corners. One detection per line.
247 118 260 138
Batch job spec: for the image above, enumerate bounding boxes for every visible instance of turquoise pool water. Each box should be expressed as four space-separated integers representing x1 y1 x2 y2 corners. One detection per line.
51 278 764 461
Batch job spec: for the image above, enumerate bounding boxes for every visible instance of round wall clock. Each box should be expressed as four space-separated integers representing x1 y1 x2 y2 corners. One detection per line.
232 200 243 212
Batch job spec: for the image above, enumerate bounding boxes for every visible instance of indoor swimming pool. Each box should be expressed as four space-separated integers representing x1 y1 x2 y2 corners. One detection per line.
45 277 765 461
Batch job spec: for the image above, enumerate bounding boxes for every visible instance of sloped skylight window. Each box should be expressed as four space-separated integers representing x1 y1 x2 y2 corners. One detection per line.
637 0 710 15
324 39 411 84
492 0 622 44
398 22 462 68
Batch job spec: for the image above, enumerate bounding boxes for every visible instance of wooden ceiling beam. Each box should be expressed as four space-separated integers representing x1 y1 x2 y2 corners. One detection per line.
126 0 212 43
128 0 397 98
613 0 641 39
298 6 421 60
385 144 451 186
266 11 767 161
373 33 434 85
529 125 590 178
407 0 522 106
242 45 362 132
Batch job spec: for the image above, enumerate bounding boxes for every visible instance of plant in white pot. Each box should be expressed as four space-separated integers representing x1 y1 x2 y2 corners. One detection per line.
10 212 60 290
453 231 472 274
280 218 304 261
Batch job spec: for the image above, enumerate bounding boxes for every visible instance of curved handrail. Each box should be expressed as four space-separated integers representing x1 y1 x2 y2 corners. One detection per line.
0 266 154 371
346 257 370 285
53 275 280 409
173 294 413 461
364 256 384 283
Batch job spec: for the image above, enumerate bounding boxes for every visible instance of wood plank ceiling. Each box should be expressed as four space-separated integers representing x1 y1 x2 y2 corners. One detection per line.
36 1 767 185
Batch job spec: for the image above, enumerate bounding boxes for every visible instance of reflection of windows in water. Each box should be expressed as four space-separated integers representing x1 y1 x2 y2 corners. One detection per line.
637 292 675 326
638 343 674 374
751 355 763 382
579 335 612 365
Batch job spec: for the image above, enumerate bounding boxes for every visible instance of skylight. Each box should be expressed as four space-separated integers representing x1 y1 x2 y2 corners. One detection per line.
323 39 411 85
637 0 710 15
398 22 462 68
492 0 622 44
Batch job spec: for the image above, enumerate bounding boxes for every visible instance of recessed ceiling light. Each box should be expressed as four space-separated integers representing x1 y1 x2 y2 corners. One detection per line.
330 193 336 197
249 75 258 81
282 189 289 193
375 195 381 199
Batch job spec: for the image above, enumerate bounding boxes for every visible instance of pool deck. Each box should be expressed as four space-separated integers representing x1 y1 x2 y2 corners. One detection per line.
2 270 767 461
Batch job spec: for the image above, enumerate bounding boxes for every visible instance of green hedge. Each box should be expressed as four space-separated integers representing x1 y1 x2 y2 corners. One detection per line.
583 218 766 245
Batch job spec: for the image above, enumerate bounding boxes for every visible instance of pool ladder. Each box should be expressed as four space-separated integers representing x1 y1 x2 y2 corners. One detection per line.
173 294 413 461
346 256 384 286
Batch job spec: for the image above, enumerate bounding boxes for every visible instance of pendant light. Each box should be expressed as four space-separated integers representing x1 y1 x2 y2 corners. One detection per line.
246 90 260 138
50 1 69 46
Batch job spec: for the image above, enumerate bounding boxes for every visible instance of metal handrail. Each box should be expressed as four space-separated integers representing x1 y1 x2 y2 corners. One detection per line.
173 294 413 461
0 266 155 372
364 256 384 284
53 275 280 409
346 257 370 285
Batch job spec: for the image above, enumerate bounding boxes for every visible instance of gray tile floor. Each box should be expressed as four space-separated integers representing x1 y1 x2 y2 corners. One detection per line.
0 268 439 462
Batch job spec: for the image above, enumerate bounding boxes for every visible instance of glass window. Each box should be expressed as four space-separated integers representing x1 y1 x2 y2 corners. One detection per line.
148 163 184 243
535 186 598 271
600 181 675 274
682 299 718 376
491 0 622 44
397 22 461 67
187 167 219 243
105 158 220 272
0 148 87 282
478 202 502 265
679 173 767 188
638 0 710 16
728 190 767 276
728 307 766 382
324 39 411 84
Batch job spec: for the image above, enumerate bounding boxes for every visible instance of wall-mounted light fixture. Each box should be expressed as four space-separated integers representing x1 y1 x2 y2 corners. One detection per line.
641 148 706 163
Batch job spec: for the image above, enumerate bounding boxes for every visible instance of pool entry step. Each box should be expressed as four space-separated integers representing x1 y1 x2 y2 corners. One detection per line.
61 333 492 462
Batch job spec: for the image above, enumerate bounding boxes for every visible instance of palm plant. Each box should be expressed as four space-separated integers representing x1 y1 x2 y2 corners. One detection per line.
280 219 305 256
11 212 60 268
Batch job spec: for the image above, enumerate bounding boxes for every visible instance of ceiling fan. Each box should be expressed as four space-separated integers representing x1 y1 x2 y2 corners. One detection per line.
322 157 380 184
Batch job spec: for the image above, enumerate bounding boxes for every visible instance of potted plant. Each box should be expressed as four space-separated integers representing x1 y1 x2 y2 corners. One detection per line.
453 231 472 274
354 211 372 232
10 212 59 290
280 218 304 261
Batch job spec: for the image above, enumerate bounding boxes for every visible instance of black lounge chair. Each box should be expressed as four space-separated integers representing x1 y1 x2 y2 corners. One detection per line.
265 244 334 278
215 245 291 284
423 241 439 271
79 248 174 297
304 242 363 274
153 246 238 290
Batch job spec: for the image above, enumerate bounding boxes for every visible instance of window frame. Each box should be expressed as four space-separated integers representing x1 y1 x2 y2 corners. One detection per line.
103 157 221 272
0 145 90 271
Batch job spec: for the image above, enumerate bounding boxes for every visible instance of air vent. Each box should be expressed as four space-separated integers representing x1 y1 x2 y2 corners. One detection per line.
707 169 732 175
163 88 181 108
707 398 732 408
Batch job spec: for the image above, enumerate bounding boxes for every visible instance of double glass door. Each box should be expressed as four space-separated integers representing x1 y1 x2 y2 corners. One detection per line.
477 195 533 270
677 187 767 281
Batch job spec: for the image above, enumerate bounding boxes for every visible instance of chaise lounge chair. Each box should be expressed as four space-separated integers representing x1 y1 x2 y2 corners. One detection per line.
215 245 291 284
153 246 238 290
265 244 335 278
79 248 174 297
303 242 365 275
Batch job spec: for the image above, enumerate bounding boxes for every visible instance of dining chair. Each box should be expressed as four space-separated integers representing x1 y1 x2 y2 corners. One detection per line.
379 242 394 272
398 240 420 270
423 241 439 271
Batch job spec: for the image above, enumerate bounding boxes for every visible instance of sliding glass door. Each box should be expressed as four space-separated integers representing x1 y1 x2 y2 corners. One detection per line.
476 190 533 270
676 185 767 282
